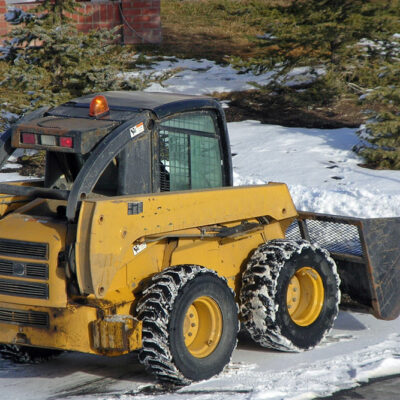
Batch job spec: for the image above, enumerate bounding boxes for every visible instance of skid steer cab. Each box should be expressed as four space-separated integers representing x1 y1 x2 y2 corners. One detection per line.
0 91 397 385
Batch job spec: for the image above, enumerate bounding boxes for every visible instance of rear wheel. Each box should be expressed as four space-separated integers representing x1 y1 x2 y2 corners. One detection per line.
240 239 340 351
137 265 238 385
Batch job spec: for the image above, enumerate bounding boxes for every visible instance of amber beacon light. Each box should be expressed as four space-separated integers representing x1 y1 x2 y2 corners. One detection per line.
89 95 110 117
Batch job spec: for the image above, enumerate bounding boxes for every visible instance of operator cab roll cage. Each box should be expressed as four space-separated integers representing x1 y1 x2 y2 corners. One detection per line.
0 92 233 222
0 112 152 220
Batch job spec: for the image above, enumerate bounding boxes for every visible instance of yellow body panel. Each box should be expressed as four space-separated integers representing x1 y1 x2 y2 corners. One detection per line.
0 301 141 355
0 301 98 352
0 183 297 355
76 184 296 298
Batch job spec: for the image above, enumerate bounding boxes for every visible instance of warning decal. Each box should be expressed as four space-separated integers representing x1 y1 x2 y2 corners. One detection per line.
130 122 145 138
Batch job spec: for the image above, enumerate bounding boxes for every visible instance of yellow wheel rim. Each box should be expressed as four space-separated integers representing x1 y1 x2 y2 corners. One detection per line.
183 296 223 358
286 267 324 326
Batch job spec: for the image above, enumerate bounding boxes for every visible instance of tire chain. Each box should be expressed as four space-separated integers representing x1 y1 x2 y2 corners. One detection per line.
0 344 62 364
240 239 340 352
136 264 238 385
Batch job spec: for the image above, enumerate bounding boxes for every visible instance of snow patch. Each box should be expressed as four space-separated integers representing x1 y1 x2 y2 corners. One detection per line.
0 110 19 124
279 66 325 88
229 120 400 217
356 355 400 382
125 58 275 94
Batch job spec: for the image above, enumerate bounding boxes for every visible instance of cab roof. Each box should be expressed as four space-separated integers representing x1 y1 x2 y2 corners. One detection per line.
66 91 221 119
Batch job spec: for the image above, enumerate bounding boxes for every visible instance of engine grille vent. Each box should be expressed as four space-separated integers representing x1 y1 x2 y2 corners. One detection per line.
26 263 49 279
0 260 12 275
0 307 48 327
0 239 48 260
0 278 48 299
0 260 48 280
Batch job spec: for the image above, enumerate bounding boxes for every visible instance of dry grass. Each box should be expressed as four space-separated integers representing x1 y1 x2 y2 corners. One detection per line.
138 0 292 61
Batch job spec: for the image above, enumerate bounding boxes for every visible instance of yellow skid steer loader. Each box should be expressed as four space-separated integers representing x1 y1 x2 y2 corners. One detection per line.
0 91 397 384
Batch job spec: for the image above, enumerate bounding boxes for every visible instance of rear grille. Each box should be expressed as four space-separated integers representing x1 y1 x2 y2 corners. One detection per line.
0 307 48 327
0 260 12 275
0 239 48 260
26 263 48 279
0 278 48 299
0 260 48 280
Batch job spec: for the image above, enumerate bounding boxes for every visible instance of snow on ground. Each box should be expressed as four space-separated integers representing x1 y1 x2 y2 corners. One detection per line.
229 121 400 218
0 149 37 182
166 313 400 400
128 58 275 94
128 57 322 95
1 311 400 400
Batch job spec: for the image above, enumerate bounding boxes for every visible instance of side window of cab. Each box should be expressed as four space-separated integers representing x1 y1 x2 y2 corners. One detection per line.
158 111 224 191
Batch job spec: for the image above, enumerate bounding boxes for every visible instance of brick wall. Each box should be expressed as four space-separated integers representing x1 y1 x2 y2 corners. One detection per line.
121 0 161 44
0 0 161 44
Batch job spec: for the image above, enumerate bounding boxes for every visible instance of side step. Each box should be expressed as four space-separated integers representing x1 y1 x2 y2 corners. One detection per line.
287 211 400 320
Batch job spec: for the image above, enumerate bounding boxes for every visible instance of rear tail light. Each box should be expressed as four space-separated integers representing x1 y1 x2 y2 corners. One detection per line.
59 136 73 148
21 133 36 144
19 132 73 150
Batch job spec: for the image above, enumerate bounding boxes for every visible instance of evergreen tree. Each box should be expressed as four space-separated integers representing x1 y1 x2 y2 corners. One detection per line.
355 63 400 169
235 0 400 72
0 0 148 118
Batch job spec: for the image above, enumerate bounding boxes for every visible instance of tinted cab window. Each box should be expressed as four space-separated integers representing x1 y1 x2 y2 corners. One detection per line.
158 111 223 191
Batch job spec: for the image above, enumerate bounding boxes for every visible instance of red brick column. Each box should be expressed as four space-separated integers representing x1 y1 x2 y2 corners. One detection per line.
72 2 122 34
121 0 161 44
0 0 9 36
0 0 162 45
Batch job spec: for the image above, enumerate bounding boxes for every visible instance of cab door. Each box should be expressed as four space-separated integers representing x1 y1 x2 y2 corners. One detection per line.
154 110 229 192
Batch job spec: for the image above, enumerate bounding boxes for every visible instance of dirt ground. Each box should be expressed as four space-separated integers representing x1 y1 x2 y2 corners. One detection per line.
217 90 364 128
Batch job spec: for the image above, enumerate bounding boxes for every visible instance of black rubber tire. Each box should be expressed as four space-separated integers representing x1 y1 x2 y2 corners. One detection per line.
136 265 239 385
0 344 63 363
240 239 340 352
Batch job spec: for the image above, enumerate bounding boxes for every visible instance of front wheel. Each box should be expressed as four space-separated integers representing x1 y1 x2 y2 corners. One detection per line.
137 265 239 385
240 239 340 352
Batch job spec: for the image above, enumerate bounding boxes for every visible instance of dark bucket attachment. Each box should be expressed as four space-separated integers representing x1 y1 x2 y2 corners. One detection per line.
287 212 400 321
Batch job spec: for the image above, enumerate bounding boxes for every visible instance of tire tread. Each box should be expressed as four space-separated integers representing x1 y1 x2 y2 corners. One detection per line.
240 239 340 352
137 265 238 385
